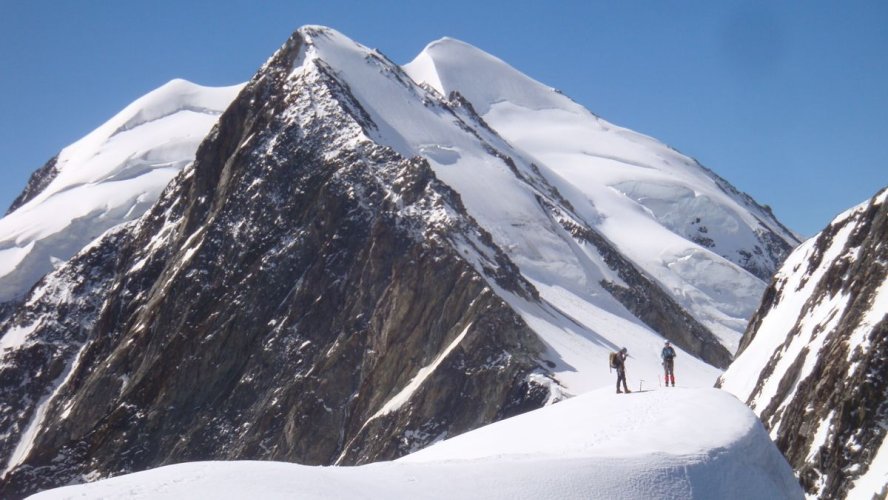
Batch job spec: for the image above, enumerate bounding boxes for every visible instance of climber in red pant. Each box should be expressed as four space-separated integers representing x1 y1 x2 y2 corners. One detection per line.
661 341 676 387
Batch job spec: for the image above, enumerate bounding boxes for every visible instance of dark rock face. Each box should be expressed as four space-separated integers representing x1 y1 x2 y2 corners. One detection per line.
5 155 59 215
0 31 552 498
718 187 888 500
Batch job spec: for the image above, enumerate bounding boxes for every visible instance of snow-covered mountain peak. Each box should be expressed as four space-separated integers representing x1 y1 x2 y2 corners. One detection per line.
406 36 581 119
283 26 478 161
404 32 800 350
42 78 241 196
252 26 738 375
0 79 241 302
108 79 239 135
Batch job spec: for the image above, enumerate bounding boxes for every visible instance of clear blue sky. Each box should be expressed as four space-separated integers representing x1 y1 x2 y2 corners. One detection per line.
1 1 886 237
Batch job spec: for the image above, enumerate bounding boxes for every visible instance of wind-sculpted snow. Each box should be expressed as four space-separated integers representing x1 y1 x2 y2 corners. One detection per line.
0 79 241 303
719 187 888 500
29 389 803 500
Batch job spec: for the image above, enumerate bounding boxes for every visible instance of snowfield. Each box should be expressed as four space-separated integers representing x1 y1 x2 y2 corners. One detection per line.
29 388 803 500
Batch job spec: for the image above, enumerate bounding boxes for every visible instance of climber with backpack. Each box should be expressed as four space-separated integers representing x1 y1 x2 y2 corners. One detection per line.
610 347 631 394
661 340 676 387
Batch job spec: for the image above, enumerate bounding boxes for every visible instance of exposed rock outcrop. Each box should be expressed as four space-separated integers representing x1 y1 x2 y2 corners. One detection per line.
718 187 888 500
5 155 59 215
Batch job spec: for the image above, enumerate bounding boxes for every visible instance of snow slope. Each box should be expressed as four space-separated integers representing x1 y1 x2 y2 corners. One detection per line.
0 79 241 302
28 388 803 500
405 38 800 351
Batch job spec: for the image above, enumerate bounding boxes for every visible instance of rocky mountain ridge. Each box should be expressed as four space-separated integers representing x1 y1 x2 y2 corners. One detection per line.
719 187 888 500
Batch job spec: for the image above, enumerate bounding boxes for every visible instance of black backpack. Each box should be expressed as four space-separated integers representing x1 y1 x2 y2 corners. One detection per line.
609 352 619 369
